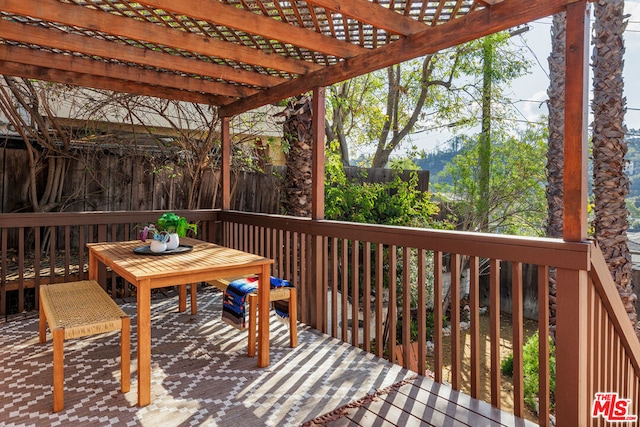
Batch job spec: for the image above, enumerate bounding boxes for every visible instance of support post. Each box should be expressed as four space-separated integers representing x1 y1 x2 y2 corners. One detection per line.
556 3 590 425
221 116 231 211
310 86 326 328
311 86 325 221
563 0 589 242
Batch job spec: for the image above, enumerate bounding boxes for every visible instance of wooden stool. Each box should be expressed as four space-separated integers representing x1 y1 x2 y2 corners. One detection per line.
39 280 130 412
188 277 297 356
246 286 297 357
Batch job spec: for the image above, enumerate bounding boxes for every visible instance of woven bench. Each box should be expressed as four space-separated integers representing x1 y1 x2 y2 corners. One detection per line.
190 277 297 357
39 280 130 412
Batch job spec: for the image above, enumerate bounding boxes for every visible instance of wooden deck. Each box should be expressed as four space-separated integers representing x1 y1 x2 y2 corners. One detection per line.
308 376 538 426
0 286 537 426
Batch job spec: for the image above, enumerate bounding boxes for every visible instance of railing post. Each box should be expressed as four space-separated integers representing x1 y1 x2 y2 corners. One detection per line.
309 235 322 329
555 267 589 426
221 117 231 211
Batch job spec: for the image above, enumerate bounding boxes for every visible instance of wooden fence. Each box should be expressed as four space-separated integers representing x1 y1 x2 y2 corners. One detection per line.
0 143 282 215
343 166 430 192
1 143 545 319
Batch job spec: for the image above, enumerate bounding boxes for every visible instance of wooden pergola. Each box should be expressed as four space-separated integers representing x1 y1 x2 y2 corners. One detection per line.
0 0 568 108
0 0 593 424
0 0 589 230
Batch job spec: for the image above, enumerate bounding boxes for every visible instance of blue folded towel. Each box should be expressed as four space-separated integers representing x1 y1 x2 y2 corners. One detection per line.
221 276 293 330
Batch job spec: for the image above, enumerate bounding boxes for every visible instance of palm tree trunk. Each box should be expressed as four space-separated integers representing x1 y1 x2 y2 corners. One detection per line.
591 0 639 336
280 95 314 217
546 12 567 339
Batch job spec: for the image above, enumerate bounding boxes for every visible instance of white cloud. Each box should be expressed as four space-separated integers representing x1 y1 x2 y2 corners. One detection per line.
626 0 640 17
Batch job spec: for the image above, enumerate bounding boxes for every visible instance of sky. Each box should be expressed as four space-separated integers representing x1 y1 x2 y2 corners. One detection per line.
408 0 640 155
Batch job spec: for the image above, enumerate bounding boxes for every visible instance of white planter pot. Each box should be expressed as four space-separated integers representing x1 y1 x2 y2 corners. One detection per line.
150 240 167 253
166 233 180 250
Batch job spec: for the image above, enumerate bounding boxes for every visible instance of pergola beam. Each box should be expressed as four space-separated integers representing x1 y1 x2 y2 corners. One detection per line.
0 61 230 105
0 0 321 76
220 0 566 117
304 0 427 35
137 0 367 59
0 19 283 89
0 45 255 100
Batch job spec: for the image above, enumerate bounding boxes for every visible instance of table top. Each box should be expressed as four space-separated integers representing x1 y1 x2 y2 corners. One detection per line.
87 237 273 289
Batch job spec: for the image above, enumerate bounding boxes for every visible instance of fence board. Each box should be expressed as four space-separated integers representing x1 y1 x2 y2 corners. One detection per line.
0 145 5 213
132 157 155 211
343 166 429 192
85 152 108 211
2 148 31 213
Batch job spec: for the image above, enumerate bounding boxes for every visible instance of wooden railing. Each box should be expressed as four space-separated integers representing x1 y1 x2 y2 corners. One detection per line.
584 242 640 426
0 210 218 315
218 210 595 425
2 209 640 425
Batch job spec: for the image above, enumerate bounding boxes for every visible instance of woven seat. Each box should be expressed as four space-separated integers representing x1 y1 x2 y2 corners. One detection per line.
188 276 297 356
39 280 130 412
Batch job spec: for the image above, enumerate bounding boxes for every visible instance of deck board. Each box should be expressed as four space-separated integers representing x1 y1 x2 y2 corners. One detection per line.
0 287 538 426
323 376 540 427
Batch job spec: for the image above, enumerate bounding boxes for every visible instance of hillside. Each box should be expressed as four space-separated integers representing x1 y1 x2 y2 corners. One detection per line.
414 136 468 186
414 131 640 230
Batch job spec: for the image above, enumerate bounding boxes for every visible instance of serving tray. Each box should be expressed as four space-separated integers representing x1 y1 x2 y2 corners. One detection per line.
133 244 194 256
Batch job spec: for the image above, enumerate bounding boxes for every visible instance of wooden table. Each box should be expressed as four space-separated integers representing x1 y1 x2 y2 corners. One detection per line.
87 237 274 407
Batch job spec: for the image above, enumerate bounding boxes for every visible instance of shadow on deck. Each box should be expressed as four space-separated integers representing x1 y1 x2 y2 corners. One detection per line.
0 286 536 426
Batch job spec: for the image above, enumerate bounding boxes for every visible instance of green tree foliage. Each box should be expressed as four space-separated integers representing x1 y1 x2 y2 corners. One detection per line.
454 33 533 122
324 32 532 169
622 130 640 230
436 126 547 236
325 47 467 167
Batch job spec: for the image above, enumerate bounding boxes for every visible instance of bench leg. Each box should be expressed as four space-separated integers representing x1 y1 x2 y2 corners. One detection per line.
248 294 257 357
121 316 131 393
52 328 64 413
39 297 47 344
289 288 297 348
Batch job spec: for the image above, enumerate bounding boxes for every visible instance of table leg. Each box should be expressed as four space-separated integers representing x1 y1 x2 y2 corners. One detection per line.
258 264 270 367
178 285 187 312
190 283 197 315
137 282 151 406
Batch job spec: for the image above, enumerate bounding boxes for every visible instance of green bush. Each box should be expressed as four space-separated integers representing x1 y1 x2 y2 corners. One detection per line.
396 310 437 343
501 331 556 413
324 145 447 229
500 353 514 376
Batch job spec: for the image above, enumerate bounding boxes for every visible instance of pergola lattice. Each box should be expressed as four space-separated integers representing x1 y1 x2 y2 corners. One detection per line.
1 0 567 118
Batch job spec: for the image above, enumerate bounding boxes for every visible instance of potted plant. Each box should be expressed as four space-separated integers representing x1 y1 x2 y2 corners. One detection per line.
139 224 171 253
155 212 198 249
